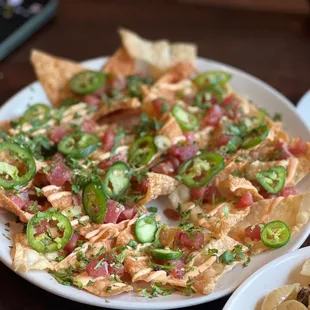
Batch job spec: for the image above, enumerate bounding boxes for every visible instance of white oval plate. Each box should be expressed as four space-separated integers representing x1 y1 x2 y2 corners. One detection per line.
223 246 310 310
1 57 310 310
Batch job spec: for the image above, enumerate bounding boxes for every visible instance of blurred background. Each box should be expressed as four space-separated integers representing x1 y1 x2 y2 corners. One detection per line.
0 1 310 309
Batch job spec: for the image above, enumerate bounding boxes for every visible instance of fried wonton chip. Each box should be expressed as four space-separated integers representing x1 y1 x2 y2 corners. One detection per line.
102 48 135 76
94 98 141 121
119 28 197 78
229 193 310 253
217 175 263 201
158 113 183 143
0 193 32 223
12 233 54 272
82 276 133 296
31 49 85 107
179 201 250 238
138 172 178 205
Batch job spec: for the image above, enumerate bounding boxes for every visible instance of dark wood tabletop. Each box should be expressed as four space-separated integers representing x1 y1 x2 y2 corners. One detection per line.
1 1 310 309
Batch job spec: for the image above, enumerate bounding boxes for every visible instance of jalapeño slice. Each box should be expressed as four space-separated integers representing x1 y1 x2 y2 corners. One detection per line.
135 214 157 243
172 104 198 131
102 161 130 199
70 71 105 95
242 125 269 149
82 179 107 223
194 71 231 88
26 210 72 253
58 132 99 159
261 221 291 248
128 135 156 166
0 142 36 189
256 166 286 194
178 152 224 188
23 103 50 125
150 248 183 260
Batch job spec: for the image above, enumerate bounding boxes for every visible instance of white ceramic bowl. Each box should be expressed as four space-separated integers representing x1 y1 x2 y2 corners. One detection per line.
1 57 310 309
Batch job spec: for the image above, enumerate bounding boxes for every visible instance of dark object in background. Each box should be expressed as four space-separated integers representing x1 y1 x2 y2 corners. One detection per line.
0 0 57 61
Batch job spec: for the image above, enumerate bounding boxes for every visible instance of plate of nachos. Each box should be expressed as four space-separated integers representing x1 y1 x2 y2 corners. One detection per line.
0 28 310 309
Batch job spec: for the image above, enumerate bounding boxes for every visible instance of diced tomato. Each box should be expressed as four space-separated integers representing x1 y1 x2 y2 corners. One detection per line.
81 119 97 133
288 138 308 156
190 186 207 201
52 152 66 163
86 260 109 278
9 195 28 210
216 134 231 147
98 153 126 170
168 144 198 162
109 264 125 277
152 98 168 115
280 186 297 197
275 140 293 160
140 179 149 194
82 95 101 106
46 162 71 187
163 208 181 221
244 224 261 241
104 200 124 224
48 126 70 144
201 104 223 127
203 185 221 204
175 231 204 250
107 75 127 91
168 157 181 170
235 192 254 209
34 220 48 237
64 233 83 253
152 161 174 175
222 94 241 120
117 207 138 223
169 258 185 279
184 131 195 144
101 128 116 152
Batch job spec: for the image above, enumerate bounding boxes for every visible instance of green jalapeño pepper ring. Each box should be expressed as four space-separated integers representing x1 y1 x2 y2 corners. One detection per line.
194 71 231 89
128 135 157 166
26 210 72 253
0 142 36 189
256 166 286 194
83 179 107 223
178 152 224 188
58 132 100 159
135 214 158 243
70 71 106 95
102 161 130 199
23 103 50 125
172 104 198 131
242 125 269 149
261 220 291 248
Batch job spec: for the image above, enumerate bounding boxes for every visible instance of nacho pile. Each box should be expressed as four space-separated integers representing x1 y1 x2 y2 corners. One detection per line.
1 28 310 300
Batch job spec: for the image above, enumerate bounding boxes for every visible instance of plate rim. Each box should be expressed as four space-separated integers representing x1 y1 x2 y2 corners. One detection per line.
1 55 310 310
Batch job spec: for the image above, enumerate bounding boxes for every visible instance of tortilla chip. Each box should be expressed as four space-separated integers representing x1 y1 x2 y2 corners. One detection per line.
138 172 178 204
217 175 263 201
158 113 183 143
93 98 141 121
0 192 31 223
168 184 191 209
12 233 53 272
119 28 197 77
102 48 136 76
44 190 74 210
229 193 310 253
30 49 84 107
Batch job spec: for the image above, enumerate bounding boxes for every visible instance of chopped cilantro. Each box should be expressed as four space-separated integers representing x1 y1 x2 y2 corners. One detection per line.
273 113 282 122
141 283 175 298
111 127 125 155
148 206 158 213
223 205 230 219
128 239 138 249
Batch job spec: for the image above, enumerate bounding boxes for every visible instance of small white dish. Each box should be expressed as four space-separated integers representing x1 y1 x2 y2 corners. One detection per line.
223 246 310 310
1 56 310 309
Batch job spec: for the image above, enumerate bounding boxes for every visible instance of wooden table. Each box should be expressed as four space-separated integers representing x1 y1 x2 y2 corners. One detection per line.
1 1 310 309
